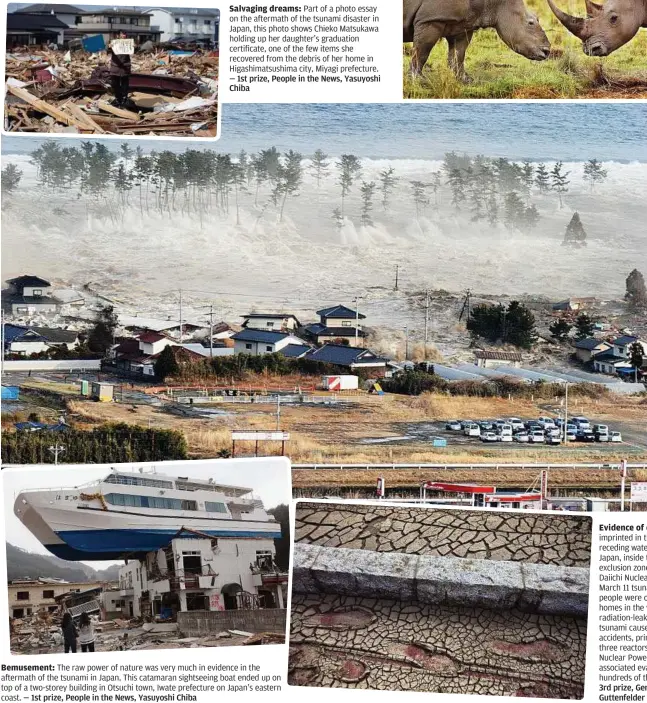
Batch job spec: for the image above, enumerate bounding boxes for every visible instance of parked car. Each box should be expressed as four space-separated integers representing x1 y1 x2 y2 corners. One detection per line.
529 431 545 443
479 421 495 431
546 427 561 437
506 418 525 431
445 420 462 431
572 416 591 429
480 431 498 442
537 416 556 429
497 433 513 442
577 430 596 442
545 435 562 445
610 431 623 443
464 423 481 437
461 419 475 429
514 432 530 443
565 431 577 442
499 423 513 437
593 424 610 441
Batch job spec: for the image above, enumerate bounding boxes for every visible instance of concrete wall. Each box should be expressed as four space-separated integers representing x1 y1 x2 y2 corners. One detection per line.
293 544 589 617
3 360 101 371
178 608 286 636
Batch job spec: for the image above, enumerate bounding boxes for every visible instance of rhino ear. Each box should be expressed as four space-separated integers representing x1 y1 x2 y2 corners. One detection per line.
584 0 603 17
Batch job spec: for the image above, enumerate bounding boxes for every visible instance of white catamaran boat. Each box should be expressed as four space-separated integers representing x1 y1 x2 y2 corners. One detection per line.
14 469 281 561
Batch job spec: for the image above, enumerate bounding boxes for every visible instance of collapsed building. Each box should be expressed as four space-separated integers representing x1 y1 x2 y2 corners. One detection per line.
118 528 287 619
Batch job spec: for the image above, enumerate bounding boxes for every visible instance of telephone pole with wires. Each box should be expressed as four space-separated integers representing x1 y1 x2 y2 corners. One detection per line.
394 265 399 291
423 289 430 359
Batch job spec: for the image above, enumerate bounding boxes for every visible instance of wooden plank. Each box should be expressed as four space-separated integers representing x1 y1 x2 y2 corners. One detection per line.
6 83 81 127
95 101 140 120
64 103 106 134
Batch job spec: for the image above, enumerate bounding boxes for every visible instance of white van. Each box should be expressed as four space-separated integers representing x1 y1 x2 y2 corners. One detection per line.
463 423 481 437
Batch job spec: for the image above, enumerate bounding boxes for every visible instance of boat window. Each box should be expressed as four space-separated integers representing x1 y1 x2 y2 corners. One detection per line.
176 481 218 492
104 494 196 511
205 501 227 513
104 474 173 489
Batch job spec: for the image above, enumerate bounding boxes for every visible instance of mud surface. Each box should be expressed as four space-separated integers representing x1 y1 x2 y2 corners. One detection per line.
294 504 592 567
289 593 586 696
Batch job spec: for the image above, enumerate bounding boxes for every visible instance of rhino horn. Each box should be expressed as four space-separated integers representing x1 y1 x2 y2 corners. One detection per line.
584 0 603 16
546 0 587 38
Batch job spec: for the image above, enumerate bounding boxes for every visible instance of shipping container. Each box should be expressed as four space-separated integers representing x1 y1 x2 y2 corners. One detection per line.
91 382 114 402
322 374 359 391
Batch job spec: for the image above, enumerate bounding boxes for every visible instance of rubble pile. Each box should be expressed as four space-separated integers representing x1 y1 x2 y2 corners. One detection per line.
10 611 64 654
5 49 218 137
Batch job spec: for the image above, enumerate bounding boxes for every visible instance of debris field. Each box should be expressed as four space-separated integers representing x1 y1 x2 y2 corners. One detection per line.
9 611 281 654
5 49 218 137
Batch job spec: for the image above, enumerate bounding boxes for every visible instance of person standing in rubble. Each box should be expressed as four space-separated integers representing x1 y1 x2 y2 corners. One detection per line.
61 612 78 653
78 612 96 653
108 32 132 108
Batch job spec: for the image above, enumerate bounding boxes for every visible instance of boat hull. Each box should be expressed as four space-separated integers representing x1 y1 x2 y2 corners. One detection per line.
46 527 280 560
15 490 281 561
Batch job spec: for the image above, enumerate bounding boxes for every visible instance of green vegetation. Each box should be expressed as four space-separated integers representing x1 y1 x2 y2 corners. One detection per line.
2 423 188 464
467 301 537 349
626 269 647 309
403 1 647 99
154 351 356 382
382 366 609 399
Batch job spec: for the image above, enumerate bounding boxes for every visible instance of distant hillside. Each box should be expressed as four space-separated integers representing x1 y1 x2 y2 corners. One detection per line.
6 544 120 583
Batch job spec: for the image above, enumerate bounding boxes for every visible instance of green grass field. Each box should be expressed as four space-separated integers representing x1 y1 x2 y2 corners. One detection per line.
403 0 647 99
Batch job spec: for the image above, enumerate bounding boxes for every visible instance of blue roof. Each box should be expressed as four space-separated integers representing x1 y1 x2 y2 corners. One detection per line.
613 335 639 347
575 337 606 350
232 329 291 344
317 305 365 320
280 344 311 358
305 344 386 366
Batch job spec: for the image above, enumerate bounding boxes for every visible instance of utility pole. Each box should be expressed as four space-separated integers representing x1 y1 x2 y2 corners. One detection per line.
404 326 409 361
423 289 429 359
179 288 184 344
620 459 628 512
48 444 66 465
563 382 569 443
353 295 362 347
276 396 281 430
0 310 5 375
394 265 399 291
208 304 214 359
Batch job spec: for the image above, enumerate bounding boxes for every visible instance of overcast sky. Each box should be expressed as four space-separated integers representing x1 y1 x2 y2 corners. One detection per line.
1 458 291 569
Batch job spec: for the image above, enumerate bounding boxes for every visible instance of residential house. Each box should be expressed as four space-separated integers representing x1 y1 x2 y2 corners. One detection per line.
19 4 83 27
241 313 301 332
610 335 647 360
3 324 79 356
8 579 104 620
118 530 286 619
137 332 176 357
180 343 234 358
6 11 70 47
70 9 161 44
305 304 367 347
304 344 390 376
593 335 647 378
574 337 612 364
279 344 312 359
3 275 60 316
147 8 220 46
118 315 204 340
552 297 597 312
593 353 633 376
474 350 523 368
109 334 206 378
232 329 308 356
